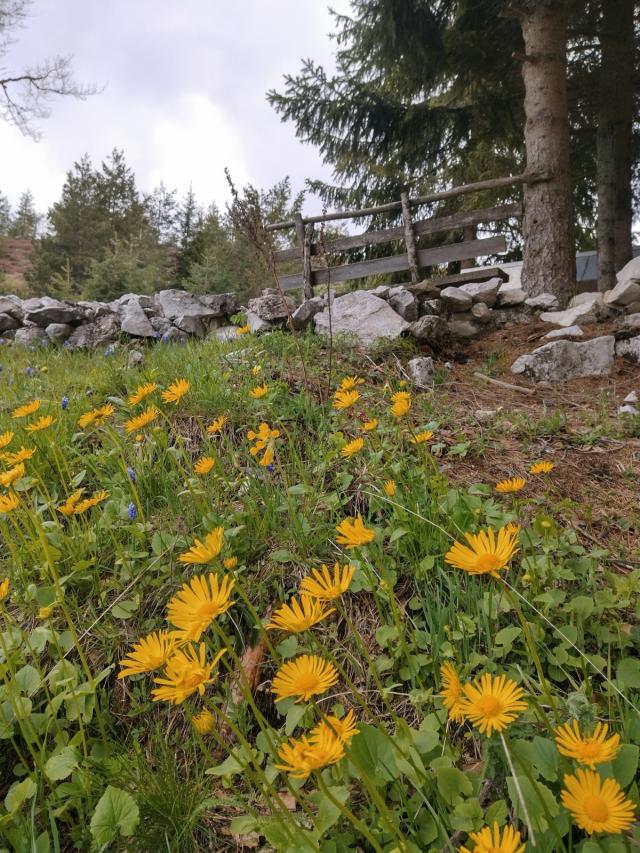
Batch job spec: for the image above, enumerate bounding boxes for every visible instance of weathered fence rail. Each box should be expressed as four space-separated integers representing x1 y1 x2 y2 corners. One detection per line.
266 172 549 298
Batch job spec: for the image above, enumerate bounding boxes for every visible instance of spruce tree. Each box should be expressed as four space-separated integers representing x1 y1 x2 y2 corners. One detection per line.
9 189 39 238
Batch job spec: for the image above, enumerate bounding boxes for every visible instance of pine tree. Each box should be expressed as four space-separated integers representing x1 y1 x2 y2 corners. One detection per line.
0 192 11 235
146 182 179 244
9 189 39 238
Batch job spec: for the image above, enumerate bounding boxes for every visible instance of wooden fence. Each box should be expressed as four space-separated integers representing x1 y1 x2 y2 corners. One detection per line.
266 172 550 298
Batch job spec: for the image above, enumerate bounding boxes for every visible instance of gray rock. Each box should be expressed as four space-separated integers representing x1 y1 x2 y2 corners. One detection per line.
470 303 493 324
0 312 19 332
621 313 640 331
459 278 501 306
211 325 239 341
419 298 441 316
313 290 409 346
77 300 112 319
113 293 154 311
511 336 615 381
246 311 273 333
407 315 447 345
173 314 206 337
291 297 324 330
247 290 296 322
199 292 239 316
24 297 83 327
120 299 156 337
155 289 220 321
21 297 43 312
0 295 24 319
619 404 639 416
616 255 640 284
625 301 640 316
150 316 172 335
615 335 640 362
604 279 640 309
496 286 527 307
14 326 50 347
371 285 390 300
525 293 560 311
406 356 436 388
540 293 608 327
127 350 144 368
623 390 638 403
543 325 584 340
475 408 498 422
440 286 473 312
447 317 482 339
160 326 188 344
45 323 73 343
66 313 121 349
388 287 419 321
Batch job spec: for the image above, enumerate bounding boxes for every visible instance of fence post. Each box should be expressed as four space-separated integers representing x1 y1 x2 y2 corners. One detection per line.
294 213 314 300
400 190 419 283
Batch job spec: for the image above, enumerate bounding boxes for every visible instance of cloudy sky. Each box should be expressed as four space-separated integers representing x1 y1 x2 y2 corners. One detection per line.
2 0 352 216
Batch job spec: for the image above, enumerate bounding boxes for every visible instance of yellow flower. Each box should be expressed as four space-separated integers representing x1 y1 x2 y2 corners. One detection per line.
0 493 19 513
275 730 345 779
251 365 262 376
236 324 251 335
390 391 411 417
554 720 621 769
194 455 215 475
161 379 191 405
207 416 227 434
362 418 378 431
178 528 224 565
0 578 9 601
459 673 527 736
2 446 35 465
11 400 41 419
125 405 158 433
128 382 158 407
58 490 84 516
0 463 25 487
341 437 364 458
249 383 269 399
152 644 226 705
561 768 636 835
166 572 235 642
440 662 466 723
0 431 14 449
445 525 519 578
248 422 280 466
333 389 360 410
530 460 555 475
411 430 434 444
310 709 358 746
495 477 526 494
335 514 375 549
223 556 238 569
135 433 144 442
271 655 338 703
78 404 114 429
117 631 179 678
38 606 54 619
267 595 334 632
458 822 525 853
383 480 396 497
25 415 54 433
339 376 364 391
72 490 109 514
192 709 216 734
300 563 355 601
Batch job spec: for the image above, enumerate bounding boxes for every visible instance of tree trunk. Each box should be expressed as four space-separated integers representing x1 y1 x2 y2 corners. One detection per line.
520 5 575 304
597 0 634 290
460 224 477 269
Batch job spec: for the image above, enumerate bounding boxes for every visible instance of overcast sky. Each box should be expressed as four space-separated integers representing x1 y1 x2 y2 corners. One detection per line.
2 0 352 216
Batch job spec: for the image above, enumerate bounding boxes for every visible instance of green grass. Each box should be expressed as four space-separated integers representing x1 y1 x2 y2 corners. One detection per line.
0 331 638 852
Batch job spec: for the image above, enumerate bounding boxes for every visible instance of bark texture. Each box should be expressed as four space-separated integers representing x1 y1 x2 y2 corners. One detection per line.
520 6 575 304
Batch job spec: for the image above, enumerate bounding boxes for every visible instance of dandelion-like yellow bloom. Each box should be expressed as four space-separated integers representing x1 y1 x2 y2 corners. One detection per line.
411 430 434 444
2 446 35 465
207 416 227 434
495 477 526 494
117 631 179 679
310 709 358 746
161 379 191 405
554 720 621 769
166 572 235 642
440 662 466 723
248 422 280 466
271 655 338 703
78 404 114 429
267 595 334 632
383 480 396 496
458 822 525 853
390 391 411 417
0 578 9 601
341 437 364 458
58 490 83 516
561 769 636 835
73 490 109 514
25 415 54 433
249 383 269 399
339 376 364 391
335 514 375 549
128 382 158 406
362 418 378 431
530 460 555 475
236 324 251 335
192 709 216 734
251 365 262 376
178 528 224 564
333 389 360 410
223 556 238 569
11 400 41 419
0 493 19 513
275 730 345 779
0 431 14 449
152 645 226 705
125 405 158 433
0 463 25 487
300 563 355 601
38 606 53 619
459 673 527 736
445 525 519 578
194 456 215 475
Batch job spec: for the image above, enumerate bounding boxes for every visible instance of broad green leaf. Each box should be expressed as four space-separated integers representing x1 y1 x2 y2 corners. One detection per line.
270 549 296 563
285 703 306 736
484 799 508 825
90 785 139 845
348 723 398 785
507 776 558 832
616 658 640 689
45 746 78 781
436 766 473 805
599 744 639 787
14 664 41 696
309 786 349 836
276 636 298 659
5 777 36 813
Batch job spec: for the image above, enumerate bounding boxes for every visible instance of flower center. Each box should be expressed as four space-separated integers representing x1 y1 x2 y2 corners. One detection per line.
475 553 501 573
295 674 320 693
477 696 504 718
580 742 601 759
196 602 220 620
583 794 609 823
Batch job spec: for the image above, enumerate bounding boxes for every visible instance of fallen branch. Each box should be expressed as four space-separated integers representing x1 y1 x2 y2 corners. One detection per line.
473 372 536 397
